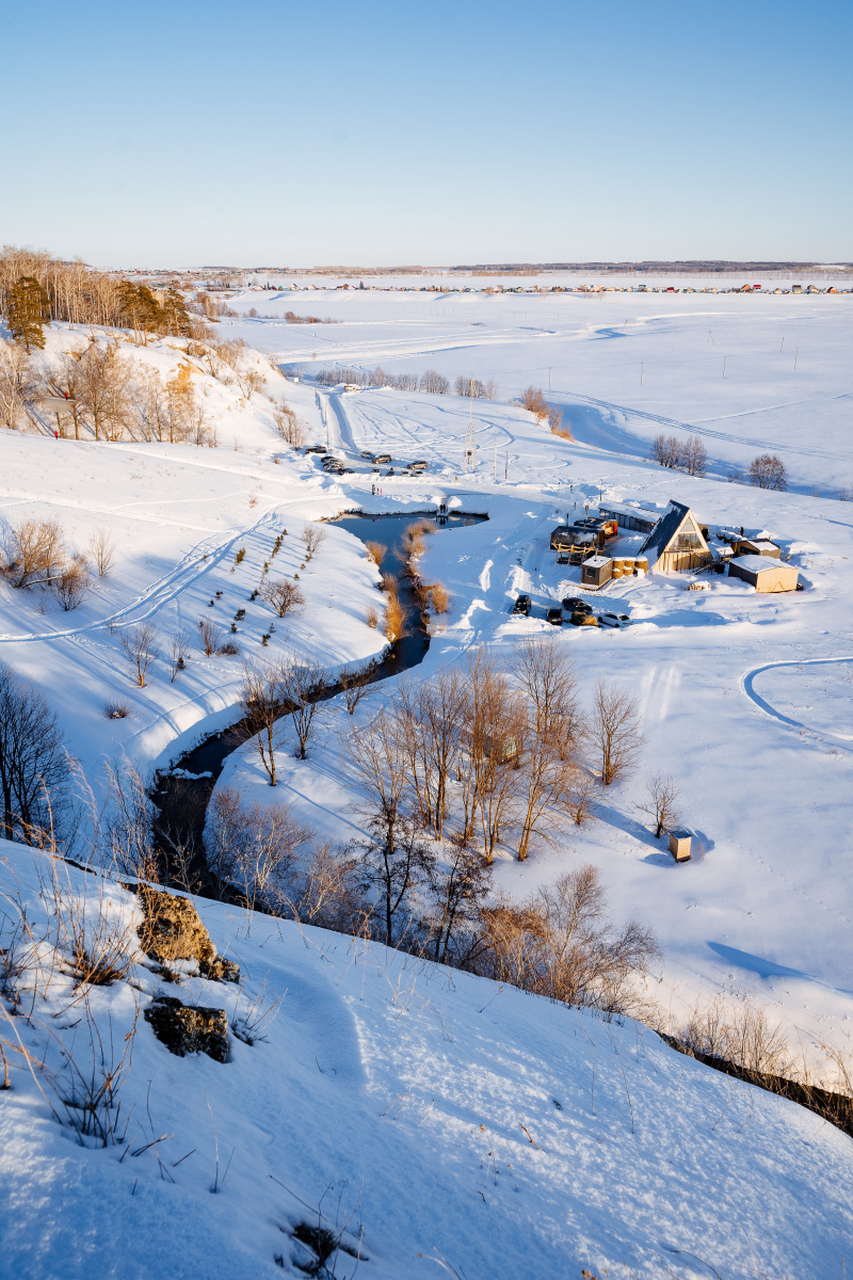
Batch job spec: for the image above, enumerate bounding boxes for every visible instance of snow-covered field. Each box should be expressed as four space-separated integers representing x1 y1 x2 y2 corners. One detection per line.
1 282 852 1275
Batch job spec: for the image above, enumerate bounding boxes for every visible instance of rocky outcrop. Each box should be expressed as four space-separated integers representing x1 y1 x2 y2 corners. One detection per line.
144 996 229 1062
136 885 240 983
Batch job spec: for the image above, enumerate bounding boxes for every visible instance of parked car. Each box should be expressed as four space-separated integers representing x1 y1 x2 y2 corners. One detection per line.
546 607 563 626
360 450 375 460
305 444 327 454
597 612 631 628
562 596 592 615
408 460 429 472
374 453 392 464
512 593 532 616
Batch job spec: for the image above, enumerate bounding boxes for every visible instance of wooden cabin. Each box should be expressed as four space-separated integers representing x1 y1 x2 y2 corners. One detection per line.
638 501 713 574
728 556 799 592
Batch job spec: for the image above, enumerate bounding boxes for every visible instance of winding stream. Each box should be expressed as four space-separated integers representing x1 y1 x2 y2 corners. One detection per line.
150 510 487 878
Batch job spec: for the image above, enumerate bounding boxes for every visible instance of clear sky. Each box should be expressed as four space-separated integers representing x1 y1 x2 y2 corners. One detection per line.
4 0 850 267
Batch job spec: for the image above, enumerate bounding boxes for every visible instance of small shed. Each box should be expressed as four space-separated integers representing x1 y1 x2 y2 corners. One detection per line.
669 830 692 862
732 538 781 559
638 500 713 574
728 555 799 592
581 555 613 589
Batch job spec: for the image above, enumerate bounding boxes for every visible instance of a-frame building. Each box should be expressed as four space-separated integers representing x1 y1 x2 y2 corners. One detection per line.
638 500 712 573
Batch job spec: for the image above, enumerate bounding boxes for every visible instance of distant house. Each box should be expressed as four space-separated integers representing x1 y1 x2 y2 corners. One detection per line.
728 556 799 592
638 500 713 573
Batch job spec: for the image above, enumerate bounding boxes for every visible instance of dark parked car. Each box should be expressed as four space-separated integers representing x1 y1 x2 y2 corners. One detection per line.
512 593 532 616
546 606 563 626
562 596 592 615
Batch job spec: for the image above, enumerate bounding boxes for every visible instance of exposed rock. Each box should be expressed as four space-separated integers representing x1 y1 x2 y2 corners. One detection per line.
144 996 229 1062
136 885 240 983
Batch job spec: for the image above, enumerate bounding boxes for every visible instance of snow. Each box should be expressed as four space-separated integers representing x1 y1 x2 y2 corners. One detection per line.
2 285 853 1273
1 841 852 1280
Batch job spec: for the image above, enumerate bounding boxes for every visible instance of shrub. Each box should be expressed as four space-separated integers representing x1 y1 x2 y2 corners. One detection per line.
366 605 379 629
103 701 131 720
519 386 549 421
217 640 240 656
198 618 222 655
260 578 305 618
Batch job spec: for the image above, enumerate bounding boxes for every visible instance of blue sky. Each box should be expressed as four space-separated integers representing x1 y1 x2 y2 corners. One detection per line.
4 0 850 266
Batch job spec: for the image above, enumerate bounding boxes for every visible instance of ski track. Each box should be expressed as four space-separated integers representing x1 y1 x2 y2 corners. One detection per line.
0 508 283 645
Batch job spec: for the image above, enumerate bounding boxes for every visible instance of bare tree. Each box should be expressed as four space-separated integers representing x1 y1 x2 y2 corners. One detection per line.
279 661 326 760
294 841 367 933
0 661 69 844
748 454 788 491
75 341 131 441
340 665 372 715
301 524 327 562
51 556 90 610
590 679 643 786
168 628 191 681
2 518 65 589
272 402 306 448
419 369 450 395
198 618 222 656
343 706 409 866
650 433 683 469
681 435 708 477
464 653 524 861
89 529 115 577
639 772 681 838
205 786 309 912
519 386 549 421
360 817 434 946
260 578 305 618
476 865 659 1015
0 341 35 431
240 664 284 786
426 843 491 965
119 623 160 687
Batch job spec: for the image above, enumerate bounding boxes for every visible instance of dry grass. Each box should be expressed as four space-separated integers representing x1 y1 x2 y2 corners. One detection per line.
429 581 450 614
365 605 379 629
384 587 405 643
365 540 387 567
551 424 574 441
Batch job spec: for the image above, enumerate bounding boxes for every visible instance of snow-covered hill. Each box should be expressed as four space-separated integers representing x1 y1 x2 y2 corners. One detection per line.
1 841 851 1280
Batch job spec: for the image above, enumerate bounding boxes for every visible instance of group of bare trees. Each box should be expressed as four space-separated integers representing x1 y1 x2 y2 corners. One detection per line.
1 517 114 611
0 333 221 446
650 433 708 476
344 644 642 869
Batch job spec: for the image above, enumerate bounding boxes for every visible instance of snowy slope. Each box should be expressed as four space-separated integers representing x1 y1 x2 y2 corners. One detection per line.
1 840 851 1280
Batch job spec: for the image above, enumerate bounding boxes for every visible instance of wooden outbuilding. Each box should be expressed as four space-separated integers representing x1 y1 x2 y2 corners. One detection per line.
731 538 781 559
669 829 692 862
581 555 613 589
597 503 660 534
728 555 799 592
638 500 713 574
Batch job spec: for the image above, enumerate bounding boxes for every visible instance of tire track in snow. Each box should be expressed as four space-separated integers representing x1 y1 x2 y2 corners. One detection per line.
741 655 853 747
